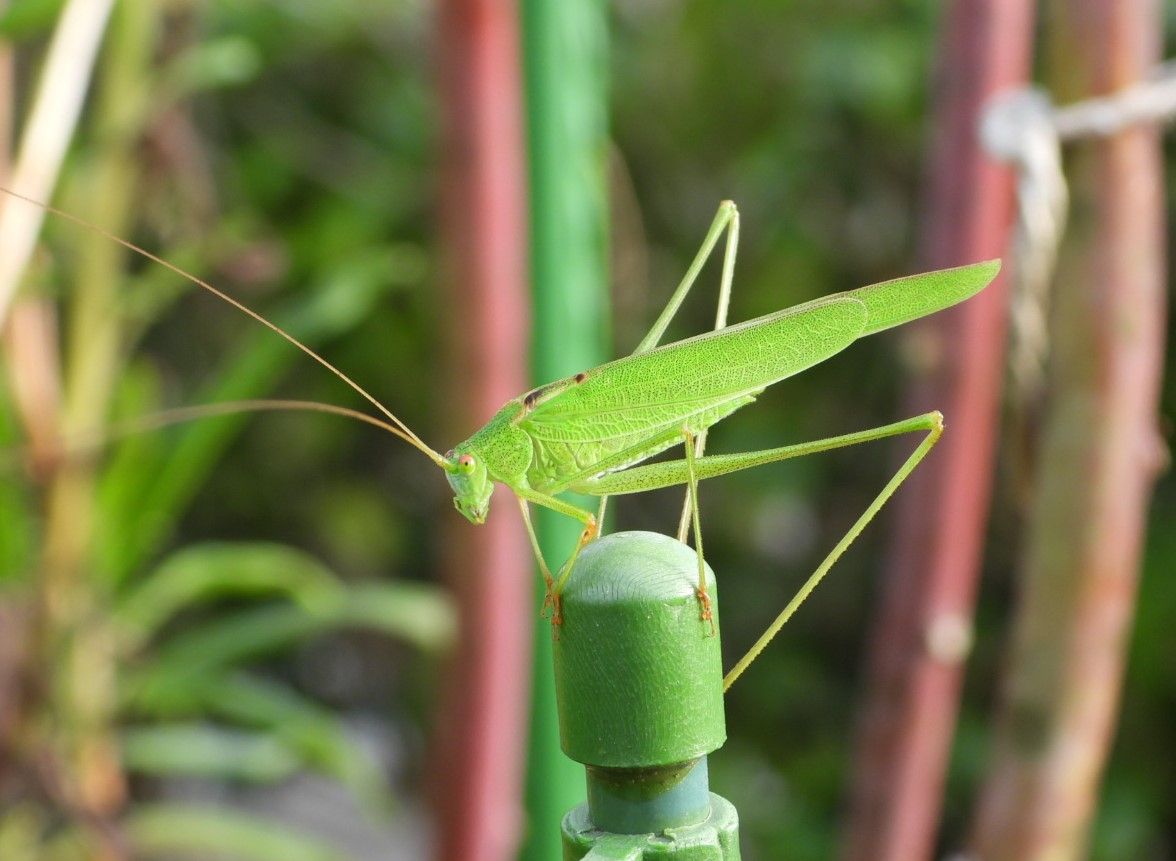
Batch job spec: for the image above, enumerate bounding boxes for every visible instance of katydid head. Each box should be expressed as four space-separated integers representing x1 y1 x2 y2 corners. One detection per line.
444 448 492 524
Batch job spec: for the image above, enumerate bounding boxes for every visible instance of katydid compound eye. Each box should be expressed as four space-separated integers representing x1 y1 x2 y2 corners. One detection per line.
459 454 475 473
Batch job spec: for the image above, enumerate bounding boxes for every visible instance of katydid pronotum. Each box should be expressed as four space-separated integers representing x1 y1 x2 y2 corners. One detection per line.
1 189 999 691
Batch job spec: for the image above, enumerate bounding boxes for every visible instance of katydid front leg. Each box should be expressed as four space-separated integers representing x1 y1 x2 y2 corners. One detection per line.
517 498 557 615
517 487 598 625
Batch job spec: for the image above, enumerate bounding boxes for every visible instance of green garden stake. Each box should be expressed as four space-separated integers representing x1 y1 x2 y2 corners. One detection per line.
553 531 740 860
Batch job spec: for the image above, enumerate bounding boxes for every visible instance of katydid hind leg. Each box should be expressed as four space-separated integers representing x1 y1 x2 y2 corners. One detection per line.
570 412 945 682
721 413 945 692
573 413 943 497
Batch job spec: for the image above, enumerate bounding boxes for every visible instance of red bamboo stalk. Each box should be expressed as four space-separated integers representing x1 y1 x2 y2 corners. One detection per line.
433 1 532 859
0 25 10 174
842 2 1034 859
969 1 1168 856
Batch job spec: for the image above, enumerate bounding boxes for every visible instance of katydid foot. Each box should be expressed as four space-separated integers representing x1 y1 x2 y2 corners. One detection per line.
695 586 716 637
544 514 599 632
540 572 557 619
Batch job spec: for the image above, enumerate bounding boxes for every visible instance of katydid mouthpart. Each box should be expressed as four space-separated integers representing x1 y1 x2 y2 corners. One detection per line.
0 189 999 690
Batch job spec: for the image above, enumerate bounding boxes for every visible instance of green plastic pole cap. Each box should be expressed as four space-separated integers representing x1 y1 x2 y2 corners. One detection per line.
553 531 725 767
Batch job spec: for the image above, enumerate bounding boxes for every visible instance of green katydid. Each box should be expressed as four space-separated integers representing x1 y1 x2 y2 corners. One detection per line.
0 189 999 691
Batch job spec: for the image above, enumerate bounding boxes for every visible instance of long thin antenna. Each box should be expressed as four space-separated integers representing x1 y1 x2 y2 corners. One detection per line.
0 186 451 469
1 399 421 472
111 399 415 441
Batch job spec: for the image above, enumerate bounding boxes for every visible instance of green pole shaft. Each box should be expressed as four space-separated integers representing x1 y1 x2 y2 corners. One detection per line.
519 0 609 858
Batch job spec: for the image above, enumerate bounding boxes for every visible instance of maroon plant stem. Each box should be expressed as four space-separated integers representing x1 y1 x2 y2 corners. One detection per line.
842 2 1034 859
433 1 532 859
969 1 1168 856
0 30 10 174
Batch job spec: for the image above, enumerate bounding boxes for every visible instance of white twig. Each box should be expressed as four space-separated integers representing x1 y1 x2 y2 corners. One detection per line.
0 0 116 329
1053 62 1176 140
980 61 1176 406
982 89 1068 404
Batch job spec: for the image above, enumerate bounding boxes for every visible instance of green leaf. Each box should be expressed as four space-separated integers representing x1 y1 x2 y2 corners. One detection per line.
214 674 390 810
0 805 46 861
123 581 453 713
164 37 264 95
0 381 33 582
0 0 64 39
128 673 392 813
122 722 300 783
125 804 348 861
115 542 343 656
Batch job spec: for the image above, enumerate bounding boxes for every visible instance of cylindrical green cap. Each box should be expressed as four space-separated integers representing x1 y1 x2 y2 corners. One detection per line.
553 531 725 767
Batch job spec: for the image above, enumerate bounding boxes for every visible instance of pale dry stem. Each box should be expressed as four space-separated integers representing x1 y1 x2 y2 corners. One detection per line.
0 0 115 328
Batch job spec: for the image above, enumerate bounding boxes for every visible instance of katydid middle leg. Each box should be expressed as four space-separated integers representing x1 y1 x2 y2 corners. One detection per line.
676 203 738 542
531 202 740 623
682 427 717 634
595 200 741 540
575 412 946 683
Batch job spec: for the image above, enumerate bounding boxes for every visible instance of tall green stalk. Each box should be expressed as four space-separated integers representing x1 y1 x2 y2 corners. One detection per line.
520 0 610 856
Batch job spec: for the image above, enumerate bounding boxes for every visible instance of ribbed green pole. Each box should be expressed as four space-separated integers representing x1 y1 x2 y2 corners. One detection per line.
519 0 609 858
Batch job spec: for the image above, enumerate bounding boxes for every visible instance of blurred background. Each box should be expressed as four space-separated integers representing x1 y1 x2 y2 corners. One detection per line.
0 0 1171 859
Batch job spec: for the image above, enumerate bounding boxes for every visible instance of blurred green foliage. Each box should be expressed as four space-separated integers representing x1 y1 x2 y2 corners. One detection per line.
0 0 1172 859
1 0 451 857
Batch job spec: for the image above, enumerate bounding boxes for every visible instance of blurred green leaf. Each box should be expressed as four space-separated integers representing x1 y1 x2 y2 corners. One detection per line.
0 0 64 39
130 672 392 813
122 722 300 782
0 805 45 861
115 542 343 656
0 374 33 581
126 804 348 861
123 580 453 712
165 36 264 95
1091 779 1159 861
217 673 392 811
